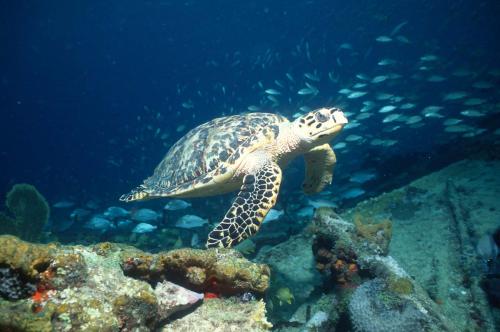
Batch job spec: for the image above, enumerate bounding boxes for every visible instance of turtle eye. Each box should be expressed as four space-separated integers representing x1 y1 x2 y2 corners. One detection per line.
314 112 329 123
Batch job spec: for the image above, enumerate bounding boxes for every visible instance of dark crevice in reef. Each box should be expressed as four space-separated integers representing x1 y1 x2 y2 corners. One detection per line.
0 264 37 301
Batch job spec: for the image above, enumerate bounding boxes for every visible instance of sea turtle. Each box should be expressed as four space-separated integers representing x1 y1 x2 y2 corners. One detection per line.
120 107 348 248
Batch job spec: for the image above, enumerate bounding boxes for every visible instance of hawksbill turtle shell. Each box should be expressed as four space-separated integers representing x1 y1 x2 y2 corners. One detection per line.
121 112 287 200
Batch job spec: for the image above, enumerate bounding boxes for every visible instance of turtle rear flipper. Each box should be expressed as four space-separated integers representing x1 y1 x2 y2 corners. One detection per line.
206 162 282 248
119 185 151 202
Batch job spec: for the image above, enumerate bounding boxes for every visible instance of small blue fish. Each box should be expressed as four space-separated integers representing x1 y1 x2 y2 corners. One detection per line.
263 209 284 224
176 215 208 229
264 88 281 95
116 219 134 231
341 188 366 199
84 216 115 233
70 208 91 221
132 222 157 233
164 199 192 211
104 206 130 220
350 171 377 184
307 199 337 209
132 208 160 223
53 200 75 209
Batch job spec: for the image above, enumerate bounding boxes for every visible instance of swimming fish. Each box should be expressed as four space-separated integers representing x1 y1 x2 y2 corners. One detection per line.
420 54 438 62
340 188 366 199
378 58 396 66
375 36 392 43
263 209 284 223
443 91 468 101
175 214 208 229
84 216 115 233
53 200 75 209
382 114 401 123
378 105 397 113
164 199 192 211
371 75 388 83
132 222 157 233
104 206 130 220
297 88 315 95
132 208 160 223
264 88 281 95
116 219 134 231
307 198 337 209
347 91 368 99
70 208 92 221
350 170 377 184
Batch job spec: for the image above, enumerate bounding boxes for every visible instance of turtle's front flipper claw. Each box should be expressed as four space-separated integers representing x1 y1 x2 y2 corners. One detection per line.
206 162 282 248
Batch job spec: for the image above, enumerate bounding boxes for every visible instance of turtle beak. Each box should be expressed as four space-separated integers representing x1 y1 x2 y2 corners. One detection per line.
331 109 348 125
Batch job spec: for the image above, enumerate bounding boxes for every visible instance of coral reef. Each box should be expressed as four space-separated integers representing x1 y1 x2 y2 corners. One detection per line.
304 311 330 330
0 265 37 301
0 235 53 280
0 236 157 331
349 278 430 332
0 235 271 331
353 213 392 255
121 247 270 296
312 208 361 287
310 207 458 332
345 159 500 331
272 293 339 332
0 184 49 242
161 297 272 332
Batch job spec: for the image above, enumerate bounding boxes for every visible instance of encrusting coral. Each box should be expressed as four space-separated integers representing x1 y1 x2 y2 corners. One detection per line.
0 235 271 331
121 246 270 296
353 212 392 255
0 183 49 242
312 207 362 287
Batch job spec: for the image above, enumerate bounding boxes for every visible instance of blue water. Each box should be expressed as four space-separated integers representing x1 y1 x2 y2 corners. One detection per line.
1 2 500 329
1 1 499 213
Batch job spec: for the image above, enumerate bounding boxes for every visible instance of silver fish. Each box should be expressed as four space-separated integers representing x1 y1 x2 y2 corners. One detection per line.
264 88 281 95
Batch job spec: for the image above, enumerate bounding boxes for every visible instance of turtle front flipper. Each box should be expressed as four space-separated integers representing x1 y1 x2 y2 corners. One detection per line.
302 143 337 194
206 162 282 248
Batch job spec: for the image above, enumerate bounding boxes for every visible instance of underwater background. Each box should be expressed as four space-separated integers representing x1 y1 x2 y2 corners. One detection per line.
1 1 500 331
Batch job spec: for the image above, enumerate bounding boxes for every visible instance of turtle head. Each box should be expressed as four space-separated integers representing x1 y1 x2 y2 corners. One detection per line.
292 107 348 147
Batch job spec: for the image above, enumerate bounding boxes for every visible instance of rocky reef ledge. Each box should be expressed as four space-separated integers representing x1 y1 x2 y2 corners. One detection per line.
0 235 271 331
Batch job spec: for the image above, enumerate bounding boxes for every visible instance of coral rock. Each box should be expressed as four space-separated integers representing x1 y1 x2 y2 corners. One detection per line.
0 235 270 331
0 236 154 331
353 213 392 255
155 280 203 321
310 209 457 331
121 247 270 295
349 278 430 332
161 298 272 332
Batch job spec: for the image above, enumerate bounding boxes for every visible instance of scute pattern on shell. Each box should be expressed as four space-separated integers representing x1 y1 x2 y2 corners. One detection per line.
142 112 287 194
